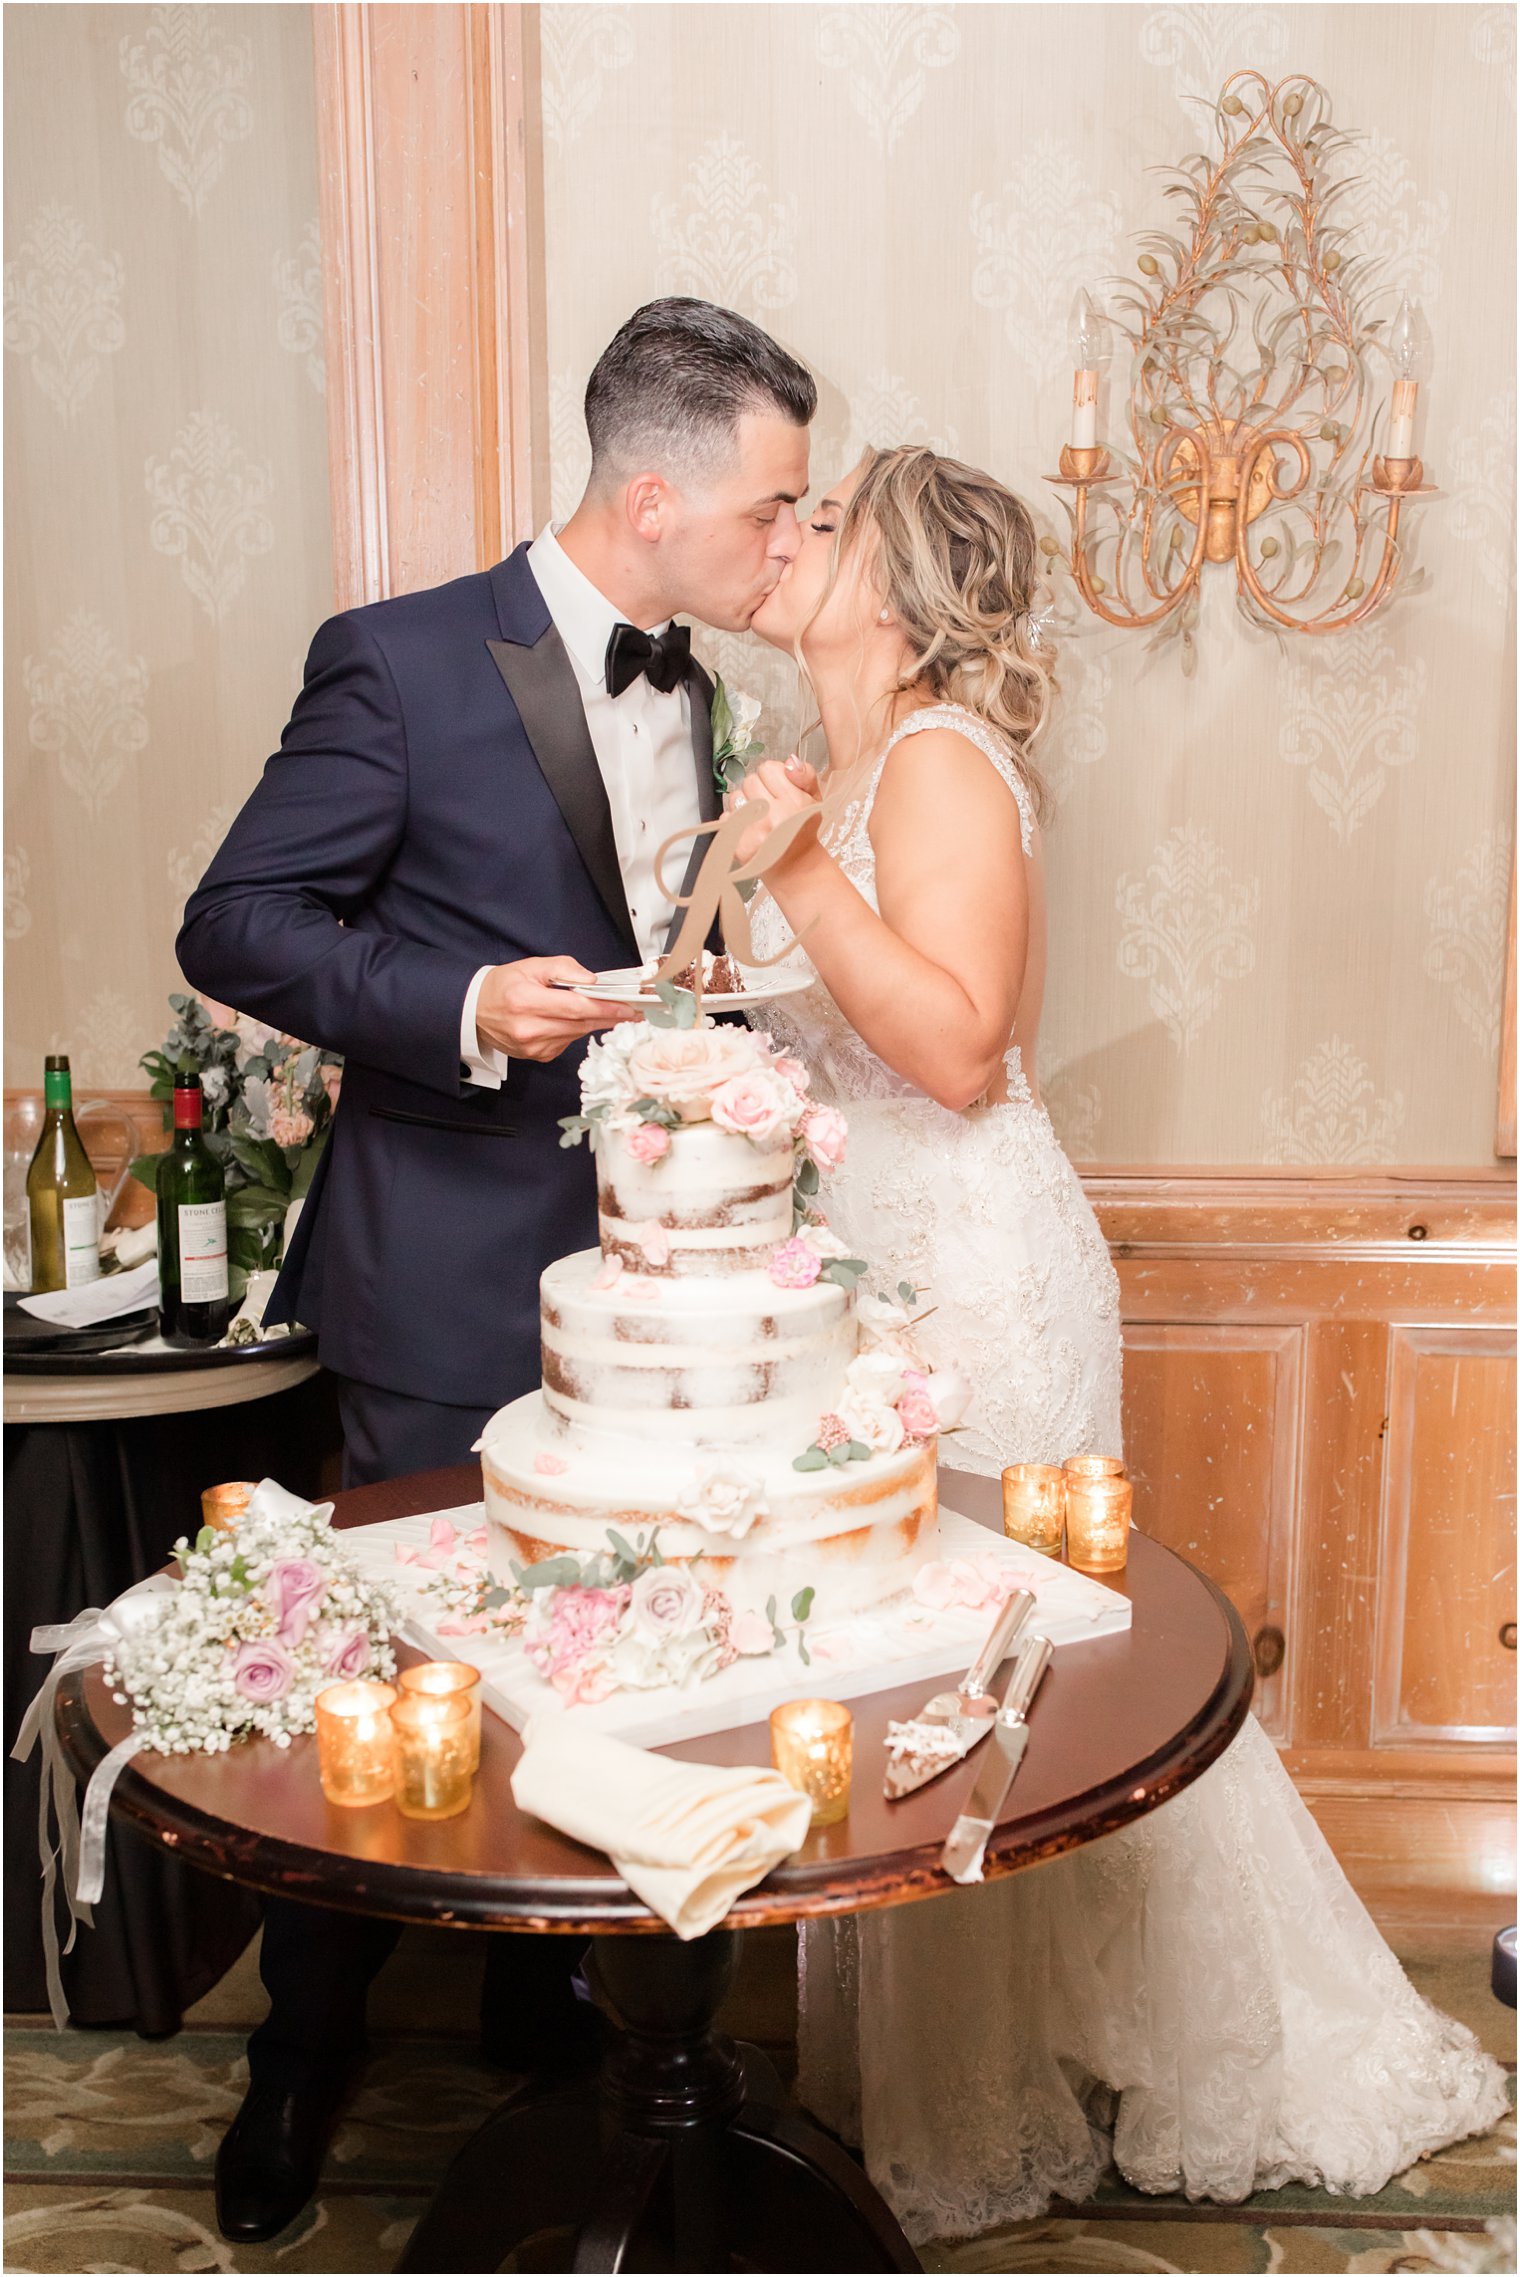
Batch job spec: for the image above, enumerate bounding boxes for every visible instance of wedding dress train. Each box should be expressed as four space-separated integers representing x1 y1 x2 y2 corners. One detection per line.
746 704 1506 2243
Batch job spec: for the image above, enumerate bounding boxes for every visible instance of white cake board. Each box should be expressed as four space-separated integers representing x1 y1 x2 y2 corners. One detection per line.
344 1487 1131 1749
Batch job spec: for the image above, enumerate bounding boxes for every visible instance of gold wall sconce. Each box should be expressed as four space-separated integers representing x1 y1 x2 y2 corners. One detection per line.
1044 72 1438 665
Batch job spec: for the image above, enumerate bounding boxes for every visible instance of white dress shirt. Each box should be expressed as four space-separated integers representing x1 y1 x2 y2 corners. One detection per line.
460 525 705 1087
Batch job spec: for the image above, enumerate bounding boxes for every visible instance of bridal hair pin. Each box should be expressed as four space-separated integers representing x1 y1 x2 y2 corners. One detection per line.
1024 599 1059 652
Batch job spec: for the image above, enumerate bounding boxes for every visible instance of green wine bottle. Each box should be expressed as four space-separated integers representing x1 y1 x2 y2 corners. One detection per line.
157 1072 229 1347
25 1054 101 1293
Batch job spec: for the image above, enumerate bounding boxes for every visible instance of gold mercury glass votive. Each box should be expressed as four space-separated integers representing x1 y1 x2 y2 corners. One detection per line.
1063 1455 1126 1483
390 1691 474 1822
315 1679 398 1808
201 1480 256 1534
1002 1463 1067 1556
399 1660 482 1772
1065 1474 1133 1574
770 1700 853 1828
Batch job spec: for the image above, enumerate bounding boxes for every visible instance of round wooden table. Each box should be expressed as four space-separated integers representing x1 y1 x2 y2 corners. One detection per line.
55 1463 1253 2274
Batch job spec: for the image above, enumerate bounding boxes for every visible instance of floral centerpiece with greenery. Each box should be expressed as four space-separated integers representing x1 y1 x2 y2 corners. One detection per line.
130 994 341 1300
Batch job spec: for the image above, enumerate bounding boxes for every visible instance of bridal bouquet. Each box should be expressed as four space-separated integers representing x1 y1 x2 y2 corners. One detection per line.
406 1517 816 1709
130 993 342 1296
105 1483 396 1754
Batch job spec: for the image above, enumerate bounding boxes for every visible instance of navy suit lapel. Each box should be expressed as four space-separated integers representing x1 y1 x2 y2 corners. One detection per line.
486 547 638 960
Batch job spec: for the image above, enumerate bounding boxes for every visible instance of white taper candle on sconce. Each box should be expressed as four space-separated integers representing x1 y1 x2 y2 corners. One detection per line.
1386 295 1432 460
1068 287 1107 451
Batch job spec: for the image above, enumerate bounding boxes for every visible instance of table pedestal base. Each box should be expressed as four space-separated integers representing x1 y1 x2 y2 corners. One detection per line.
397 1929 920 2274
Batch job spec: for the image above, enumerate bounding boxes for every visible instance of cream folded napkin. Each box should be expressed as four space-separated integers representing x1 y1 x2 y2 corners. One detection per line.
511 1717 812 1940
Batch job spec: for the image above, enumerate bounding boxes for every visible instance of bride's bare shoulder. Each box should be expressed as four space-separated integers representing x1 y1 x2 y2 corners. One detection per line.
870 719 1036 853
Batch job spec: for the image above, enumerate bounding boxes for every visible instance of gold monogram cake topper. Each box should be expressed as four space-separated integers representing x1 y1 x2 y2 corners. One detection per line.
651 796 818 1001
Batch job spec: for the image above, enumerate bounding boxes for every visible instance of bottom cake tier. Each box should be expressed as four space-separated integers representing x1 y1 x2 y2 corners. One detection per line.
478 1393 939 1621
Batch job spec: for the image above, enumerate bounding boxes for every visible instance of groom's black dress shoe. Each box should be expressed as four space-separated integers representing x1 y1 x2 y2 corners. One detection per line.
214 2075 349 2243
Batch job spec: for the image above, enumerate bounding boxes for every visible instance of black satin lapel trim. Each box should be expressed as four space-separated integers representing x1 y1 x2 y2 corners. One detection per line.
688 662 719 824
486 632 637 956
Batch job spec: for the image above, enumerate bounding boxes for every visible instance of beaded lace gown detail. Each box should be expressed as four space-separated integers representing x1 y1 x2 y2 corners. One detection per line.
744 705 1506 2245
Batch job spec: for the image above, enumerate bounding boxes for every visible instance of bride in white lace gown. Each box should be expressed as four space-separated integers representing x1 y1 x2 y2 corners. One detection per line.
730 446 1505 2244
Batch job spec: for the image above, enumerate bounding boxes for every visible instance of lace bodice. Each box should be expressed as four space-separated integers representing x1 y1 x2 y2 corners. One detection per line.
746 704 1037 1109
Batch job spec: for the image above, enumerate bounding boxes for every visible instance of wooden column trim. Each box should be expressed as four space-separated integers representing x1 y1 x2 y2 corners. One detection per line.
312 3 547 609
1497 838 1516 1159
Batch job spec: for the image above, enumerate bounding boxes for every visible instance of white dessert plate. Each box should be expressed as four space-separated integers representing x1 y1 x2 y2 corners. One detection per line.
553 965 814 1011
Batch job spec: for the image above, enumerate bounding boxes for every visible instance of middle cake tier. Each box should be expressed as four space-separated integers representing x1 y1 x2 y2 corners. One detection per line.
541 1248 854 1452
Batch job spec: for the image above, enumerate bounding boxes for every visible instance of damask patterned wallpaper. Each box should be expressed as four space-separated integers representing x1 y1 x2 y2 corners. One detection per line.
540 2 1516 1165
3 5 331 1090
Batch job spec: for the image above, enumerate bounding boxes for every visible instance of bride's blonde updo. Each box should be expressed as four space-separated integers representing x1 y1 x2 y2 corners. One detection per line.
831 444 1054 822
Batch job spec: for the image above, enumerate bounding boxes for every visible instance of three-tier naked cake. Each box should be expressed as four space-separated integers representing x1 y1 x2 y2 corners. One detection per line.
477 1015 963 1622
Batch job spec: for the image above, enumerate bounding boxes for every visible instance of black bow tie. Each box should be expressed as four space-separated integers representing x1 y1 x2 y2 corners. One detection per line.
605 620 692 699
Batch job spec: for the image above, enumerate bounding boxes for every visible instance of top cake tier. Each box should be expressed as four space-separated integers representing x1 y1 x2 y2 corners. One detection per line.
597 1122 793 1278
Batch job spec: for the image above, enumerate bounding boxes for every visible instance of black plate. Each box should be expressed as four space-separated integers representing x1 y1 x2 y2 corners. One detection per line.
3 1293 317 1375
4 1295 158 1357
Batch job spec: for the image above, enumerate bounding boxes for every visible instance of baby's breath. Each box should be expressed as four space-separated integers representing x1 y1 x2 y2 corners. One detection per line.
108 1500 397 1756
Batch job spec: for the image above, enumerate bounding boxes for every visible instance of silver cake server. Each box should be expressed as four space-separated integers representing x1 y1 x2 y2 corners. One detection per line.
940 1633 1054 1883
883 1588 1036 1800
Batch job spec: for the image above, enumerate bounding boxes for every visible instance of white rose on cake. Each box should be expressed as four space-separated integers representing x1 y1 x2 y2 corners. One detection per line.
925 1364 972 1429
580 1023 646 1127
678 1468 769 1541
627 1027 759 1121
611 1565 724 1690
835 1389 907 1455
845 1348 910 1407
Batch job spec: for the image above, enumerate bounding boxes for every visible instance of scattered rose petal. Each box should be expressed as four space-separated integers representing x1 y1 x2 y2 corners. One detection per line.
393 1544 419 1566
534 1452 569 1476
429 1517 458 1553
591 1256 625 1293
466 1528 489 1553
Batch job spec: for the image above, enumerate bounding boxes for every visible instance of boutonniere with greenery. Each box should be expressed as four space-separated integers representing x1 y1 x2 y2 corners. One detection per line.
710 678 764 799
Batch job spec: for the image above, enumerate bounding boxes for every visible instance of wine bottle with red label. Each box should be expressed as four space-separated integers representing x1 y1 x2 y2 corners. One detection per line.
157 1072 229 1347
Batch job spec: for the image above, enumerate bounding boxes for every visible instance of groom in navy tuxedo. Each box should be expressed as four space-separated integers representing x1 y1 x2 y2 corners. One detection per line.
177 298 814 2243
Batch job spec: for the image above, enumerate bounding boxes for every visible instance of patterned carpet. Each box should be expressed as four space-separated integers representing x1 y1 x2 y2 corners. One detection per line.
4 1922 1513 2274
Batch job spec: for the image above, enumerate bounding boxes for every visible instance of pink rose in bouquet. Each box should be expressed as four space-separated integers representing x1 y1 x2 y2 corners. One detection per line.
266 1558 327 1646
231 1638 295 1701
271 1105 315 1149
625 1121 671 1165
323 1623 373 1680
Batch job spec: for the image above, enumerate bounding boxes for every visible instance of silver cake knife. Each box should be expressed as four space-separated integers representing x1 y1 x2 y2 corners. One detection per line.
883 1588 1036 1800
940 1633 1054 1884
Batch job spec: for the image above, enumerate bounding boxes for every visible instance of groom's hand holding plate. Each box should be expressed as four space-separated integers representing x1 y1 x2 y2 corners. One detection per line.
475 955 643 1063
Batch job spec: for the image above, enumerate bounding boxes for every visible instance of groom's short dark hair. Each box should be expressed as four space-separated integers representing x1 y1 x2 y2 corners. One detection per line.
585 298 815 489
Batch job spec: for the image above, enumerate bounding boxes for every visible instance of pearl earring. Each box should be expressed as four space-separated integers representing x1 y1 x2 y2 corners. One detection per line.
878 608 891 623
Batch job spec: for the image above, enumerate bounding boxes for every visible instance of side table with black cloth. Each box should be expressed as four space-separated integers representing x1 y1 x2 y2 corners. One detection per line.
5 1348 342 2029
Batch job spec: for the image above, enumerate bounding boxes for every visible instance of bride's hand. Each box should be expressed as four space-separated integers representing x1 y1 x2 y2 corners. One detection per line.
727 757 823 870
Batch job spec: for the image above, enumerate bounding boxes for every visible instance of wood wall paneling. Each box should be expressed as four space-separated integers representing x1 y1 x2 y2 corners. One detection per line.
313 2 546 608
1372 1325 1518 1748
1121 1323 1302 1741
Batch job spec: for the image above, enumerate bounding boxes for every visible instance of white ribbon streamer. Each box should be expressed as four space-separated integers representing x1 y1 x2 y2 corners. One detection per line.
10 1575 174 2028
